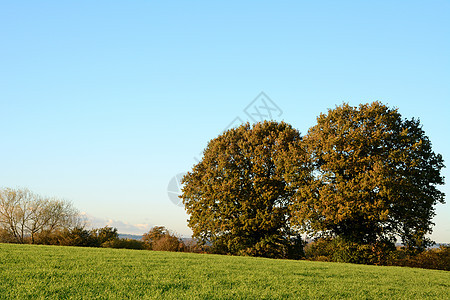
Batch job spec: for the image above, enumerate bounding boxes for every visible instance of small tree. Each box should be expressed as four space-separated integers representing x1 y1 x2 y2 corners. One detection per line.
58 227 94 247
152 235 184 252
291 102 445 249
91 226 119 246
142 226 184 252
142 226 168 249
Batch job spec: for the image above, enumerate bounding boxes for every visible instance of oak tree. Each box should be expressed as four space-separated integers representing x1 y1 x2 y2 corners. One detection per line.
291 102 445 249
181 121 307 258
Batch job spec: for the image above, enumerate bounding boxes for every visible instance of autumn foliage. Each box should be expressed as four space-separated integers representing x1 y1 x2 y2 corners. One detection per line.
182 121 307 258
142 226 185 252
182 102 445 260
292 102 445 249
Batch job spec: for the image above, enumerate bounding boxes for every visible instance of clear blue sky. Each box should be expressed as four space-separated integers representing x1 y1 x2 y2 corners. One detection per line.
1 1 449 242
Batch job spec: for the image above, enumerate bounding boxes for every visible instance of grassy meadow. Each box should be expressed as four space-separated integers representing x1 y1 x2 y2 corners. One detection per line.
0 243 449 299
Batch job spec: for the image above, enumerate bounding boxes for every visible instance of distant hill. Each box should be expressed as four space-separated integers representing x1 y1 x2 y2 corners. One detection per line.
118 234 195 242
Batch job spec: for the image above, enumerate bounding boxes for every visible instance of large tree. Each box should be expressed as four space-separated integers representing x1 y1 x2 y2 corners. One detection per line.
291 102 445 249
181 121 307 258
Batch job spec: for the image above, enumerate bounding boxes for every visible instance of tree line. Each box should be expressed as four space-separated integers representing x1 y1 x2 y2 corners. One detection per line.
0 188 80 244
0 188 188 251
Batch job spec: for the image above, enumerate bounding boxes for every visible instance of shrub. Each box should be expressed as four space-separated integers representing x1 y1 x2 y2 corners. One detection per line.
101 239 145 250
33 230 64 245
305 238 396 265
305 238 449 270
152 235 185 252
58 227 96 247
0 228 15 243
304 238 334 259
182 239 212 253
90 226 119 247
142 226 186 252
394 246 450 271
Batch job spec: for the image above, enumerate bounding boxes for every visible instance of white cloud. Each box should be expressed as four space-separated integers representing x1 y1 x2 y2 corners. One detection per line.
80 212 152 235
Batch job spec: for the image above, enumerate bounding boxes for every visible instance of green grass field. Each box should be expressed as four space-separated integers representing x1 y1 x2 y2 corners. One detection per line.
0 243 448 299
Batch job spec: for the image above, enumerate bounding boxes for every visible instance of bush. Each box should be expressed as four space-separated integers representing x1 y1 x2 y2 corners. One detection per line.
394 246 450 271
142 226 185 252
0 228 15 243
233 235 305 259
57 227 96 247
33 230 64 245
305 238 396 265
90 226 119 247
305 238 449 270
152 235 185 252
182 239 211 253
101 239 145 250
305 238 334 260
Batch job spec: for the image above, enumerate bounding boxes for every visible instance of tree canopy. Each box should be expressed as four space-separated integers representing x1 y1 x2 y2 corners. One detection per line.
181 121 307 258
291 102 445 249
182 102 445 257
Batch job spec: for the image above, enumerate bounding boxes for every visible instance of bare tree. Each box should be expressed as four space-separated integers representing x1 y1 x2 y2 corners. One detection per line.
0 188 81 243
